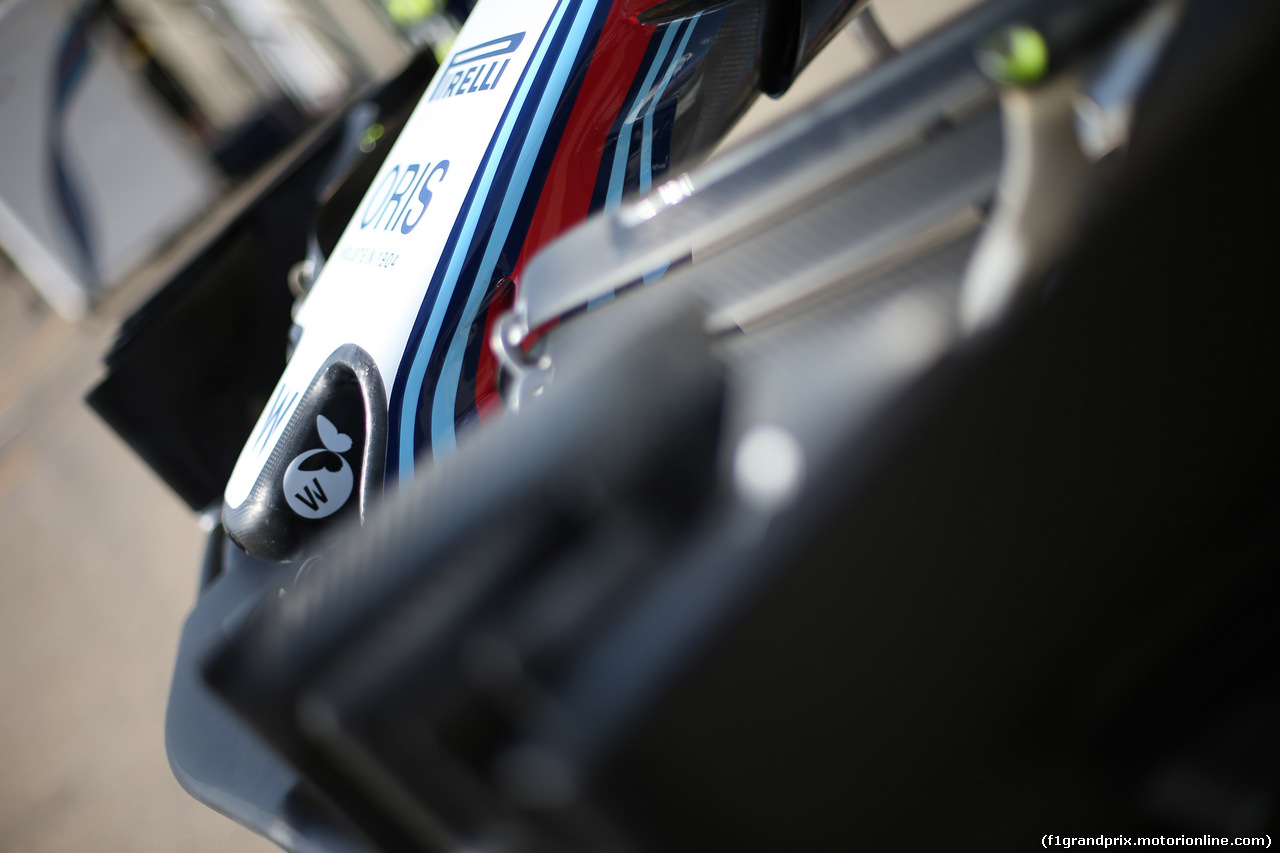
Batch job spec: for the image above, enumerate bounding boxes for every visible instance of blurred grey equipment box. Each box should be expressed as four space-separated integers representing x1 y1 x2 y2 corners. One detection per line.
0 0 216 320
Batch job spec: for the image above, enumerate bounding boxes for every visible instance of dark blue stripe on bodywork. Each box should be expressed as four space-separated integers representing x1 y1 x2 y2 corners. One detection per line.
588 23 672 214
451 1 616 429
385 6 570 482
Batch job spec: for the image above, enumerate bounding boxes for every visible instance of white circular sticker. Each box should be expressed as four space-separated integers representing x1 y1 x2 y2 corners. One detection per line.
283 416 355 519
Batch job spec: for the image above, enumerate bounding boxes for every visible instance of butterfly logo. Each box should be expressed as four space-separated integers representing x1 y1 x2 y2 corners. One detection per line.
283 415 355 519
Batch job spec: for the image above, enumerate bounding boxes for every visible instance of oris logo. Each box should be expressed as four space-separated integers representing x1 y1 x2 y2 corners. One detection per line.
429 32 525 102
359 160 450 233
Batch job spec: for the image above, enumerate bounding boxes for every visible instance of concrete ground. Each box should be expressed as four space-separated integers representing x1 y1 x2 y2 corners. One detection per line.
0 258 280 852
0 3 978 850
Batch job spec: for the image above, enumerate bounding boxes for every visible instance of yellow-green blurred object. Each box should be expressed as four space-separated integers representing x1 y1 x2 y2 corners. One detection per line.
385 0 441 26
358 123 385 153
976 24 1049 85
382 0 455 60
432 35 455 62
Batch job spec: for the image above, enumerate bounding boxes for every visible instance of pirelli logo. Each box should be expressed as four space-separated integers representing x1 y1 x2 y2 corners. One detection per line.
430 33 525 102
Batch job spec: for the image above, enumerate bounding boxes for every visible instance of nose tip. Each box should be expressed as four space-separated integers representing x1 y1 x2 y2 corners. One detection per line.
223 345 387 562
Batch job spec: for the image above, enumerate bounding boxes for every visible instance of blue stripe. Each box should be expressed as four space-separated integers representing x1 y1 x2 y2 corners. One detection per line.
605 21 680 211
450 1 612 420
396 0 578 485
597 15 699 301
634 15 700 288
642 13 699 195
429 0 603 456
587 32 666 214
640 101 654 194
386 18 557 485
642 263 670 285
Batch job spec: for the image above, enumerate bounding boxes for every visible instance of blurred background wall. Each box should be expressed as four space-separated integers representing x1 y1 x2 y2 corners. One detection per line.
0 0 461 320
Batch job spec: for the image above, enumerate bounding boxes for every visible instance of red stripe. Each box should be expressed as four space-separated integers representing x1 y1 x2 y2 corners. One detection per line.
511 2 659 283
475 0 661 420
475 279 514 420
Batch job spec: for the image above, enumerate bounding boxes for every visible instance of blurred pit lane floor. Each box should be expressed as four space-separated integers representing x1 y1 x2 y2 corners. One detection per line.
0 259 279 852
0 4 978 850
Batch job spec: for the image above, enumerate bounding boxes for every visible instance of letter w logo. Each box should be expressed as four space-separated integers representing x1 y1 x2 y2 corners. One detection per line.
294 478 328 511
254 386 298 454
